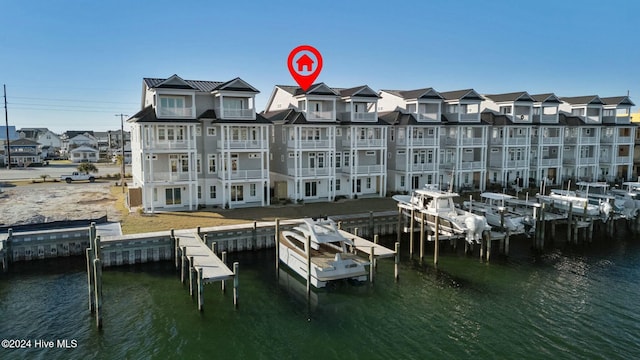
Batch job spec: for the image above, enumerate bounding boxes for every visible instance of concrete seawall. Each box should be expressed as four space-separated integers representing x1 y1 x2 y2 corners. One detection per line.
0 211 399 270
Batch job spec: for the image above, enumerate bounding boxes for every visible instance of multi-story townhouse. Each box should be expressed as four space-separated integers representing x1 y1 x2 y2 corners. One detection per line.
529 94 564 186
559 96 603 182
634 125 640 180
128 75 270 212
377 88 442 192
481 92 534 189
439 89 487 191
264 83 386 201
599 96 635 182
5 138 41 166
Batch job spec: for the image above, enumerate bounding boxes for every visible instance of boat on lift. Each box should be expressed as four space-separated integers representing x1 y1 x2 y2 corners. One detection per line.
279 217 369 288
463 192 529 234
393 184 491 243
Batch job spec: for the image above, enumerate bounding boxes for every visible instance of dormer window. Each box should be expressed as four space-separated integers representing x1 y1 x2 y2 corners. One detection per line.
500 106 512 114
572 108 585 116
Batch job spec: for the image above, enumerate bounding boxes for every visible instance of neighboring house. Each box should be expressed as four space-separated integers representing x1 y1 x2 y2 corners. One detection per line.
111 143 132 164
439 89 487 191
264 83 387 201
378 88 442 193
94 131 110 153
60 131 96 155
529 94 563 186
69 145 99 163
128 74 271 212
599 96 635 182
0 125 19 166
4 138 42 166
18 128 62 159
481 92 534 188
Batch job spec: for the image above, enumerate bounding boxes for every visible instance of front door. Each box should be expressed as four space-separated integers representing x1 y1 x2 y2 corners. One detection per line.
230 185 244 203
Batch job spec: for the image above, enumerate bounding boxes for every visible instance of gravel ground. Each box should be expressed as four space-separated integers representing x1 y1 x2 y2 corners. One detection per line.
0 181 120 227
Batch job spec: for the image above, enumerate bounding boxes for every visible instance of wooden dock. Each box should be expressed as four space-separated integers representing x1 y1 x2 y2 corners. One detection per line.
172 229 237 311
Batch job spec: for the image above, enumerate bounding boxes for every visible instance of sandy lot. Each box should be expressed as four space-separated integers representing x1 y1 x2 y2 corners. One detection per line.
0 181 121 227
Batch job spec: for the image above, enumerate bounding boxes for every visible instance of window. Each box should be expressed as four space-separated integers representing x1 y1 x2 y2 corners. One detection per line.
500 106 512 114
207 127 216 136
427 128 435 136
165 188 182 205
305 181 317 197
210 186 216 199
196 155 201 173
335 179 341 191
208 154 217 173
603 109 615 117
343 152 350 167
335 152 342 168
400 175 405 187
491 148 499 153
365 151 375 156
390 128 395 142
250 184 256 196
180 155 189 172
397 150 406 155
336 128 342 136
288 152 295 158
196 126 201 136
158 128 166 141
366 177 371 189
197 186 202 199
533 107 541 115
249 153 260 159
464 149 473 153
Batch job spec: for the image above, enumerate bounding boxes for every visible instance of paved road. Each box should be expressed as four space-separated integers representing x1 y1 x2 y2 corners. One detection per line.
0 163 131 181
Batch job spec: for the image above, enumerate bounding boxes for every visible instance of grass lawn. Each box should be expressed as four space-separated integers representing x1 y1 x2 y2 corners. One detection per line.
111 186 398 235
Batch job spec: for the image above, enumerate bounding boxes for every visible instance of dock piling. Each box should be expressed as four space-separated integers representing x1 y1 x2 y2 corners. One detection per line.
275 219 280 276
434 215 439 266
369 246 375 284
567 202 573 245
396 208 402 246
197 268 204 311
419 212 425 263
189 256 195 296
86 247 95 312
306 235 311 299
174 238 180 270
93 258 103 329
221 251 227 293
373 234 379 270
252 221 257 249
211 242 217 256
394 242 400 281
180 246 187 283
409 208 415 260
233 262 239 308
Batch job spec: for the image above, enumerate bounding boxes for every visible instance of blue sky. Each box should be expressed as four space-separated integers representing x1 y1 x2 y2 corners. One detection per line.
1 0 638 133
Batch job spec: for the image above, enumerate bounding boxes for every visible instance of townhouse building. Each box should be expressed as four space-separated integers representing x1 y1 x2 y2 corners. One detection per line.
377 88 442 192
481 92 534 189
599 96 635 182
263 83 386 201
128 75 270 212
529 94 563 186
439 89 488 191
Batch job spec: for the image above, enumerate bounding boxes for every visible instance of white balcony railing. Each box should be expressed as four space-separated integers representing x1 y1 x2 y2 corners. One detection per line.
540 136 562 145
222 108 254 119
461 138 485 146
459 161 484 170
459 113 479 122
513 114 530 122
615 155 632 163
342 139 385 148
150 172 193 182
618 136 633 144
580 137 599 144
218 140 264 150
306 110 333 120
287 140 331 149
350 112 377 121
600 136 615 143
227 169 267 180
417 113 439 122
538 158 561 166
578 157 597 165
145 141 194 150
343 165 384 175
158 107 192 118
505 160 529 168
288 167 332 177
505 137 529 145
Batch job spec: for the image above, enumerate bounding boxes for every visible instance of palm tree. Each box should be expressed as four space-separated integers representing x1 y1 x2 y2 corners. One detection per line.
77 162 98 174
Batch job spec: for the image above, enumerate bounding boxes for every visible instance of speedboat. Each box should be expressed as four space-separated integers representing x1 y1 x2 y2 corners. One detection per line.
537 191 610 220
463 192 528 234
393 184 491 243
279 217 368 288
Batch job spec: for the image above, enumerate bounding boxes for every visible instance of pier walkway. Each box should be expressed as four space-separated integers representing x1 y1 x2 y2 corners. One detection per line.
174 229 234 283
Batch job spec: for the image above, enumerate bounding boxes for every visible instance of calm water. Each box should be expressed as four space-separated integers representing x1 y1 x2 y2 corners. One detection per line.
1 232 639 359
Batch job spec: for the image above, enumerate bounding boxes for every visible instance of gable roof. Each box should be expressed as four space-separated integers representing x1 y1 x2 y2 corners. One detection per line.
275 83 339 97
601 96 635 107
481 110 515 126
337 85 380 98
144 75 257 93
262 108 339 125
530 93 562 103
378 111 419 126
483 91 534 103
560 95 604 105
70 145 99 153
558 112 587 126
63 131 95 139
213 77 259 93
8 138 40 146
380 88 443 100
440 89 483 101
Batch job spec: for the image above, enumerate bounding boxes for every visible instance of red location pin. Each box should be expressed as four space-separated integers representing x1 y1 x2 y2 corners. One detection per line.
287 45 323 91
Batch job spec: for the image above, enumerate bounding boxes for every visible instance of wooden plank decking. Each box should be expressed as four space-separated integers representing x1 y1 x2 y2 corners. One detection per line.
174 230 234 284
338 229 396 258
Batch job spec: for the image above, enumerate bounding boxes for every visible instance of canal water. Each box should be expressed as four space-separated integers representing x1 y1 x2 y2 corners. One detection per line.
1 232 639 359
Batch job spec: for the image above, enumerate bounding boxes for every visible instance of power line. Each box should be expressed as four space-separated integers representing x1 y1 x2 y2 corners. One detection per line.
9 96 138 105
9 101 135 110
9 106 136 114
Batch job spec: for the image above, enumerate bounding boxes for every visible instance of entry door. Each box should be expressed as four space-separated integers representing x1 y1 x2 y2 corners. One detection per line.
412 175 419 190
230 185 244 203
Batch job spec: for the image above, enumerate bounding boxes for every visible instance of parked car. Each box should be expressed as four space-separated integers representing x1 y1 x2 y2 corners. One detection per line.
60 172 95 183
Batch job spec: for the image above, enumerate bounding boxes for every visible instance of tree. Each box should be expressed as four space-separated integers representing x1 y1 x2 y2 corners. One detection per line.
77 162 99 174
40 174 49 182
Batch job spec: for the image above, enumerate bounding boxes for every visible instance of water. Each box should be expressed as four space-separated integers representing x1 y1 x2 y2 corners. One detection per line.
1 234 639 360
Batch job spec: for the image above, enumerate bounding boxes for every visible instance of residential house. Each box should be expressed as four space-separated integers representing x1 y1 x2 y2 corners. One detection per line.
440 89 487 191
70 145 99 163
529 94 564 186
599 96 635 182
128 75 270 212
4 138 42 166
18 128 62 159
111 143 132 164
481 92 534 189
559 96 604 182
60 131 98 156
0 125 19 166
378 88 442 192
264 83 386 201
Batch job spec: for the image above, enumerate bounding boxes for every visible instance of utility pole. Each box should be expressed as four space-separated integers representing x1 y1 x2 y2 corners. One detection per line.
115 114 128 193
4 84 10 169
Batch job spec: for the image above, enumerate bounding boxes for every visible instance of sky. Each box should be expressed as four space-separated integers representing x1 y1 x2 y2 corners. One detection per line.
1 0 639 134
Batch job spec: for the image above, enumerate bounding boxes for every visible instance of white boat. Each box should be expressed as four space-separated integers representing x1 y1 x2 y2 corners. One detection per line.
393 184 490 243
536 192 610 219
463 192 528 234
610 182 640 218
279 217 368 288
552 181 628 218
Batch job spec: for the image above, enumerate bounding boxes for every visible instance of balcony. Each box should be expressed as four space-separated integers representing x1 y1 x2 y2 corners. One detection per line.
459 113 479 122
218 140 264 150
342 165 384 175
158 107 193 118
149 172 194 182
306 110 334 121
461 138 485 146
221 108 254 119
287 139 332 149
504 160 529 168
416 112 439 122
341 112 376 122
580 137 599 144
145 141 194 151
227 169 268 180
513 114 530 122
564 137 578 144
458 161 484 170
540 136 562 145
600 135 615 143
539 114 557 123
578 157 597 165
288 167 332 177
505 137 529 146
615 155 632 164
531 157 561 167
341 139 384 148
618 135 633 144
398 137 437 146
395 163 437 172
